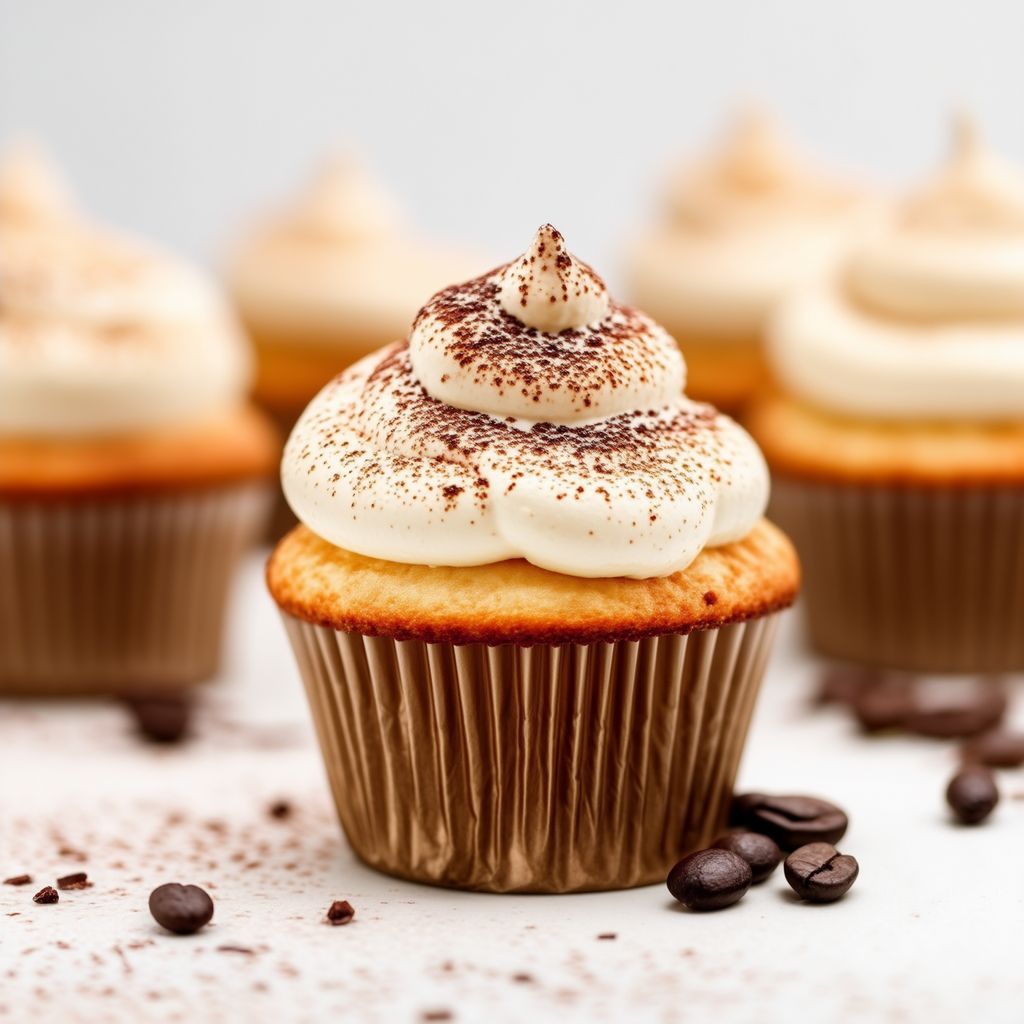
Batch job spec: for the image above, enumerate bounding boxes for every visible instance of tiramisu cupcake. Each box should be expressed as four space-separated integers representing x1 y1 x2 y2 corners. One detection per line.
747 118 1024 673
626 109 873 412
225 156 474 469
268 225 799 893
0 146 276 694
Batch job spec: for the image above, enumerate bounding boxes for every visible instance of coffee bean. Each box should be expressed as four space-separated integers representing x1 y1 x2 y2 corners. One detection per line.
712 831 782 884
33 886 59 905
124 694 192 743
946 766 999 825
731 793 848 850
962 730 1024 769
784 843 859 903
905 688 1006 739
851 685 915 732
666 849 752 911
326 899 355 926
148 883 214 935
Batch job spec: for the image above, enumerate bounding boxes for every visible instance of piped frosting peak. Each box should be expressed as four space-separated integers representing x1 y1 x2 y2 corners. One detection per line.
497 224 610 331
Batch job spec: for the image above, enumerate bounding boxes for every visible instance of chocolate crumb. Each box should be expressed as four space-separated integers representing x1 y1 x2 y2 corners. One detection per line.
56 872 90 891
267 800 292 820
326 900 355 926
596 932 617 940
512 972 535 983
703 591 717 606
217 945 256 955
33 887 59 905
3 875 32 886
421 1013 453 1022
123 693 192 743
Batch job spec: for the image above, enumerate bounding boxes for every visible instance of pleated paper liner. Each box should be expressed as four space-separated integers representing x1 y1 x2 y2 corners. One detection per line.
771 479 1024 673
282 612 782 893
0 483 271 695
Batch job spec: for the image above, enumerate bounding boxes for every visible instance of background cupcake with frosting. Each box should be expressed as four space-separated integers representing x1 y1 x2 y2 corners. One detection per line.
0 146 276 694
626 109 874 412
747 117 1024 673
268 224 799 893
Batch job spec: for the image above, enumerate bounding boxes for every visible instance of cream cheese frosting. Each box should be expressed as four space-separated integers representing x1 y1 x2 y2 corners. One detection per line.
628 109 873 337
283 226 769 579
0 147 251 438
226 156 476 339
770 118 1024 421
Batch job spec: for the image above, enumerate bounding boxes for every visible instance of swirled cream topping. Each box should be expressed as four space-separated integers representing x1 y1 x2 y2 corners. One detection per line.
226 155 477 338
628 109 873 336
770 118 1024 421
0 147 251 437
283 226 769 579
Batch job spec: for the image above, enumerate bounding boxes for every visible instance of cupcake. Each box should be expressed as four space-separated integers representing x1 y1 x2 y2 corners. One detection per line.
225 155 476 430
626 109 873 412
268 224 799 893
747 118 1024 673
0 146 277 694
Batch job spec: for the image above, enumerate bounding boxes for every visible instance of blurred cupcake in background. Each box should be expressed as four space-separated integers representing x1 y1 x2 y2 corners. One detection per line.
268 224 799 893
747 117 1024 673
0 145 276 695
225 155 476 531
626 109 875 412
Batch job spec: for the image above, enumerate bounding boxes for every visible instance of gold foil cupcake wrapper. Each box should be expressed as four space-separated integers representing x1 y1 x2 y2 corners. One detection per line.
0 484 271 695
771 480 1024 673
281 613 782 893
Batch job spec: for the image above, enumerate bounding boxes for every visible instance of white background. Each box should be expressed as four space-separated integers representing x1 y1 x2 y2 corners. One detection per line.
2 0 1024 277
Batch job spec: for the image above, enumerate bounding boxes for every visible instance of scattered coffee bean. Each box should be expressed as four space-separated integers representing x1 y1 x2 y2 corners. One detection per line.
905 688 1006 739
815 665 882 707
33 886 59 905
961 730 1024 768
124 694 192 743
667 849 752 911
852 685 915 732
148 883 214 935
784 843 859 903
326 899 355 926
56 872 90 891
712 830 782 884
946 766 999 825
3 875 32 886
268 799 292 820
731 793 848 850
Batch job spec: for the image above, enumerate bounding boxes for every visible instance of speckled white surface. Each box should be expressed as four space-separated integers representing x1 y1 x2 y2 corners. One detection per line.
2 553 1022 1024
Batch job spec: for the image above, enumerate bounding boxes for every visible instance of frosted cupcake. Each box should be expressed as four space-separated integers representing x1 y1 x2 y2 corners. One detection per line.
268 225 799 893
0 147 276 694
747 119 1024 673
626 110 872 412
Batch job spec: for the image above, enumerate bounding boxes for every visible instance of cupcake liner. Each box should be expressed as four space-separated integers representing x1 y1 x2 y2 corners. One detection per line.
281 612 782 893
771 480 1024 673
0 483 271 695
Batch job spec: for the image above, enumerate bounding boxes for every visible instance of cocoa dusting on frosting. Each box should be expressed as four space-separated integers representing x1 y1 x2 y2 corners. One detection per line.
283 226 768 578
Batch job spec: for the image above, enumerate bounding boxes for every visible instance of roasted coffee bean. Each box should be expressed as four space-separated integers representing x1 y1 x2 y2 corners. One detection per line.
148 883 214 935
905 688 1006 739
326 899 355 926
124 694 193 743
784 843 859 903
712 830 782 884
851 685 915 732
962 730 1024 769
666 849 752 911
731 793 848 850
946 766 999 825
33 886 59 905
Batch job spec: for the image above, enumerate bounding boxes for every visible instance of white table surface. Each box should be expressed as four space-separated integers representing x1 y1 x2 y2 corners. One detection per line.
2 552 1022 1024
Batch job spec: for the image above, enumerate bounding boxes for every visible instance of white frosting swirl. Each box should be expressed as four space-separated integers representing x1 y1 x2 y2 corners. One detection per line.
770 118 1024 421
0 148 251 437
226 156 476 338
283 227 769 579
628 109 873 336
